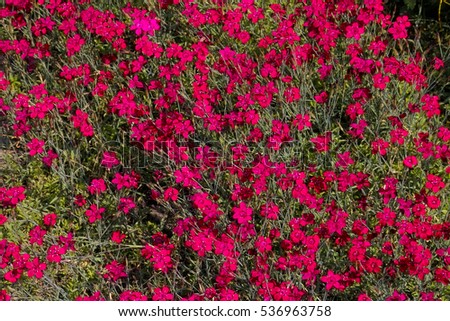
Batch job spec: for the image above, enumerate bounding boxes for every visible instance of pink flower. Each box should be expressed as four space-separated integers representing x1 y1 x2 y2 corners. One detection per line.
67 34 85 57
232 202 253 224
58 18 77 35
421 94 441 118
311 132 332 153
112 172 139 190
437 126 450 142
0 74 9 91
27 138 45 156
101 151 120 168
260 202 279 220
0 290 11 301
335 151 354 169
420 292 438 301
292 113 311 131
26 257 47 279
29 226 47 246
141 233 174 273
283 86 301 102
381 241 394 255
218 288 239 301
388 16 410 40
185 228 215 257
59 232 76 252
373 73 390 90
29 83 48 100
74 194 86 207
371 138 389 156
1 186 26 207
320 270 345 291
426 195 441 209
386 290 407 301
111 231 126 244
376 207 396 226
103 261 127 281
31 16 55 37
42 149 58 167
237 31 250 44
43 213 57 227
357 293 372 301
255 236 272 253
174 166 201 189
85 204 105 223
130 17 160 36
363 257 383 273
314 91 328 104
368 38 387 55
164 187 179 201
364 0 384 13
5 269 22 283
79 122 94 137
433 57 444 70
71 109 94 137
87 178 107 195
345 22 364 40
46 245 67 263
119 290 147 301
425 174 445 193
403 155 418 168
118 197 136 214
152 286 173 301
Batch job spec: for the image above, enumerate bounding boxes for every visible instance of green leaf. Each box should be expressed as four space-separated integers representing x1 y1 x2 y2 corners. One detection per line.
404 0 417 10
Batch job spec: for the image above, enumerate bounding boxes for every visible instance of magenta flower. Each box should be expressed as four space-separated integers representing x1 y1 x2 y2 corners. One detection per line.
320 270 345 291
164 187 179 201
46 245 67 263
85 204 105 223
130 17 160 36
232 202 253 224
118 197 136 214
27 138 45 156
111 231 127 244
119 290 147 301
42 149 58 167
43 213 57 227
388 16 411 39
426 195 441 209
26 257 47 279
425 174 445 193
434 57 444 70
87 178 107 195
112 172 139 190
403 155 418 168
67 34 85 57
0 214 7 225
101 151 120 168
260 202 279 220
255 236 272 253
311 132 332 153
29 226 47 246
103 260 127 281
0 290 11 301
152 286 173 301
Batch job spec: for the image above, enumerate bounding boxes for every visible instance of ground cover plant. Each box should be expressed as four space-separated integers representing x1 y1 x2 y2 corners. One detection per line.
0 0 449 301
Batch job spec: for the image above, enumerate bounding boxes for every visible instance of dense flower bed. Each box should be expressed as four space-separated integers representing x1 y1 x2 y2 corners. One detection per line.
0 0 449 301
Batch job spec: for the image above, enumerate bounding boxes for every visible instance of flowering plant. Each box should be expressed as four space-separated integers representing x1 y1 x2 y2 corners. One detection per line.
0 0 449 301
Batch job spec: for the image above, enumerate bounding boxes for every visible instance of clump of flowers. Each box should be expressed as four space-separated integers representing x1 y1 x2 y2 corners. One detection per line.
0 0 449 301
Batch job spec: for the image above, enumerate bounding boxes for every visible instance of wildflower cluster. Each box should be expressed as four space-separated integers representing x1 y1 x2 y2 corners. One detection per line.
0 0 449 301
